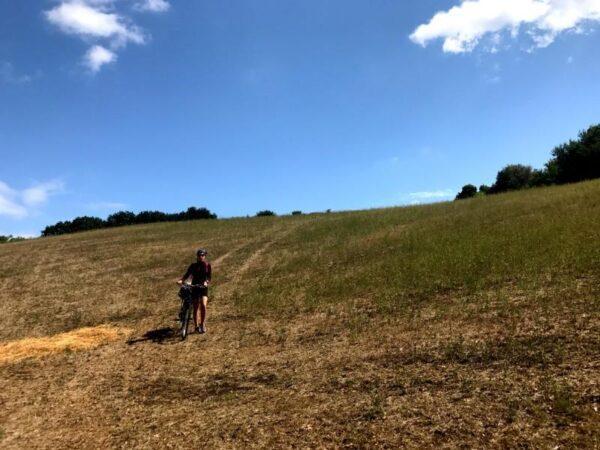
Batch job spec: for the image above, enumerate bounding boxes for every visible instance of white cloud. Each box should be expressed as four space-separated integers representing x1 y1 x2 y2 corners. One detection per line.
134 0 171 13
0 180 64 219
410 0 600 53
45 1 145 45
45 0 169 73
84 45 117 72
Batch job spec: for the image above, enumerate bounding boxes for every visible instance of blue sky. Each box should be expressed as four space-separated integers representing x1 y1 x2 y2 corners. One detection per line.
1 0 600 236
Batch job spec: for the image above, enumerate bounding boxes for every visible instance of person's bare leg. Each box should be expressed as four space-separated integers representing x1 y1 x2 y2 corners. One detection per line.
193 298 200 329
200 296 208 329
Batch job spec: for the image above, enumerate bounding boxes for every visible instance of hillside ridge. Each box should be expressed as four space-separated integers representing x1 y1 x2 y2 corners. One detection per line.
0 181 599 448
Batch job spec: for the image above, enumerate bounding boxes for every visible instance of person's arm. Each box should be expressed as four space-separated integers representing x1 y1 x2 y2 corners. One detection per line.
177 264 193 284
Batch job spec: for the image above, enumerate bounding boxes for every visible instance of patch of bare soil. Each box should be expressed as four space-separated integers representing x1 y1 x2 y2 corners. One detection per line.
0 326 131 365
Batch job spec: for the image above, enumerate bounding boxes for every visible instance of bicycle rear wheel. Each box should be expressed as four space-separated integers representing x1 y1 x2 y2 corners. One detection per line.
180 302 192 340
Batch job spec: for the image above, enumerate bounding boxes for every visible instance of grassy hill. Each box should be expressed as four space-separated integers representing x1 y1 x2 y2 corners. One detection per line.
1 181 599 448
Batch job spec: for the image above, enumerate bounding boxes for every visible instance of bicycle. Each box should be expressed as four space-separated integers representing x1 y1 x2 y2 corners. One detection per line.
177 284 203 340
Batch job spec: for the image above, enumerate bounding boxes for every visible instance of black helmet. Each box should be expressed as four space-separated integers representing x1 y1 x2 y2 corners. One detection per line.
197 248 207 256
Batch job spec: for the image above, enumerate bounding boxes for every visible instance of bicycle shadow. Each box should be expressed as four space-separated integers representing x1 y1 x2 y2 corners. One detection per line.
126 327 178 345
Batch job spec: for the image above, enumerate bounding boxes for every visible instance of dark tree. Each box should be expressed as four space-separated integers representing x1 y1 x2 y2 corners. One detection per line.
256 210 276 217
183 207 217 220
42 216 105 235
0 235 26 243
455 184 478 200
551 124 600 184
42 221 71 236
529 160 558 187
291 210 302 215
479 184 491 195
490 164 533 194
42 206 217 236
135 211 168 224
107 211 136 227
69 216 106 233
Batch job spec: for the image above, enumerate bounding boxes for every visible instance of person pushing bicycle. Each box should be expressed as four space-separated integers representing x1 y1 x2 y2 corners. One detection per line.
177 248 212 334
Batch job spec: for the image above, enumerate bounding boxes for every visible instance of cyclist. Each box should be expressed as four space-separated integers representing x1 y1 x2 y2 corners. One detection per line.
177 248 212 334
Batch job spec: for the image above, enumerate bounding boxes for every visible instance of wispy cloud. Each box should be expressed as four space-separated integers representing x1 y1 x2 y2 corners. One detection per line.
0 180 64 219
45 0 170 73
411 0 600 54
402 189 455 205
0 62 32 84
88 201 127 211
0 182 28 219
22 180 65 207
408 189 455 200
134 0 171 13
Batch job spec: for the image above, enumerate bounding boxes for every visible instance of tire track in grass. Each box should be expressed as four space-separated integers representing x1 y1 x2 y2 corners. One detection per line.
211 241 249 267
218 222 304 294
0 221 305 363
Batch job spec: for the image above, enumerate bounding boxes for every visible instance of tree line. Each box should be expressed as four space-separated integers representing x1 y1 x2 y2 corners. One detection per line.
0 235 27 244
456 123 600 200
41 207 217 237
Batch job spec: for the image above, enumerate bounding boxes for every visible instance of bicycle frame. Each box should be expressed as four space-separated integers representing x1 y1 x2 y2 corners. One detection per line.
177 284 203 340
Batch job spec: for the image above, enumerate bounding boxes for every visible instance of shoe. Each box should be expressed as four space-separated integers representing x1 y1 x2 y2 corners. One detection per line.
196 326 202 334
199 324 206 334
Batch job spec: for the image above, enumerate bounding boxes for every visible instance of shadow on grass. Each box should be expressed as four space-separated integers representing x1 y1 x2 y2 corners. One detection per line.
127 327 177 345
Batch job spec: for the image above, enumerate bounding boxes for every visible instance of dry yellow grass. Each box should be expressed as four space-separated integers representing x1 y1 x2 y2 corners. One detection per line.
0 181 599 448
0 326 130 365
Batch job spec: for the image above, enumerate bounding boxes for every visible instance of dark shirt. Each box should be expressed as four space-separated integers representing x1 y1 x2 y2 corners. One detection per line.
181 261 212 285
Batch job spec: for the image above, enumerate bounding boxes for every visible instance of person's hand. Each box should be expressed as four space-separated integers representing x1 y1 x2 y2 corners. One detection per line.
176 279 183 285
203 281 208 287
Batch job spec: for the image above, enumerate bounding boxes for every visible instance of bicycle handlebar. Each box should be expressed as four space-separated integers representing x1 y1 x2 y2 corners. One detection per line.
178 283 207 289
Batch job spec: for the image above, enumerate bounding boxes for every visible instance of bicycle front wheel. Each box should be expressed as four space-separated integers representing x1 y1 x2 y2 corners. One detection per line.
180 303 192 340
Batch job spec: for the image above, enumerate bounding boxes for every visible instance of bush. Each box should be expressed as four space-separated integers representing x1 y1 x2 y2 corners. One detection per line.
256 210 276 217
455 184 478 200
490 164 533 194
291 210 302 215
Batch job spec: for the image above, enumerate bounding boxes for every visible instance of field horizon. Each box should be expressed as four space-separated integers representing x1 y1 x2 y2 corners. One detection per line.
1 180 599 448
